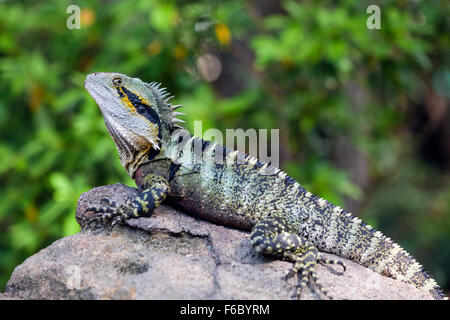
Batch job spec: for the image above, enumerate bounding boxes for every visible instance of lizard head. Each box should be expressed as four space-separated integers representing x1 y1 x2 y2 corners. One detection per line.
84 72 184 177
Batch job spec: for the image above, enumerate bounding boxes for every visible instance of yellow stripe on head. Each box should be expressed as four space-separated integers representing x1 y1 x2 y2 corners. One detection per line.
118 87 137 113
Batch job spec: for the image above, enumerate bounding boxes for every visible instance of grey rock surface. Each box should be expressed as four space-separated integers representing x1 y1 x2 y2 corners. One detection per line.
3 183 434 299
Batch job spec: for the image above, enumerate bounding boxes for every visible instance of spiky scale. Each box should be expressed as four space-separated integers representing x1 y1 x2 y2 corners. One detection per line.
170 104 183 110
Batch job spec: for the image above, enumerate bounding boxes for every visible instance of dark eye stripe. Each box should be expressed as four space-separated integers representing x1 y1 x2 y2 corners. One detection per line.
116 86 162 141
116 86 161 129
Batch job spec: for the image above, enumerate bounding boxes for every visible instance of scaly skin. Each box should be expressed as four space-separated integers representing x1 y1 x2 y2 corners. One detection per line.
84 72 447 300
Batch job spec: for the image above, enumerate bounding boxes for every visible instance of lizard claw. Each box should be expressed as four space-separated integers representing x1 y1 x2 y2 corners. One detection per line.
86 205 114 214
85 201 134 226
282 268 296 281
85 215 103 227
101 197 118 207
85 204 117 225
111 215 125 226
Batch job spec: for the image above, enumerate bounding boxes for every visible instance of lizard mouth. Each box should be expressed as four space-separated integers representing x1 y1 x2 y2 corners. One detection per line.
84 76 117 114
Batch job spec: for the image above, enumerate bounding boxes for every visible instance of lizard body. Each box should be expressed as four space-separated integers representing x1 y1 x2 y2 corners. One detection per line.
84 72 447 300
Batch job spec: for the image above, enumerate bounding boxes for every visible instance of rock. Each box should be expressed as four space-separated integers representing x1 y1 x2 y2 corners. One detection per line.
3 183 434 300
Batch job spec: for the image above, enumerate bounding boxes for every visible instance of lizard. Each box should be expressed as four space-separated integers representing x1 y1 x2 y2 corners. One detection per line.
84 72 447 300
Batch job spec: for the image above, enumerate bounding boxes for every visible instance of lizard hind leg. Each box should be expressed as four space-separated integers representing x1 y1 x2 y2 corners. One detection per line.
250 216 344 300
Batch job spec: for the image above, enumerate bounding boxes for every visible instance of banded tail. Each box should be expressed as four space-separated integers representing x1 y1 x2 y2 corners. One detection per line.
305 195 447 300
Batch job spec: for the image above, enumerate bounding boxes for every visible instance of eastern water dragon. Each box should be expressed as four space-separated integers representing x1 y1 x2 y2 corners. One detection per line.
84 72 447 300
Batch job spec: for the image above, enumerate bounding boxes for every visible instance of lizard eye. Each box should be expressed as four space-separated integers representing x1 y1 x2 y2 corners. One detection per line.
112 77 123 87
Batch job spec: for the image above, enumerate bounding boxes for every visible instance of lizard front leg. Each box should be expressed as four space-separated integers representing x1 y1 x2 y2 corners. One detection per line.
87 174 170 225
250 215 346 299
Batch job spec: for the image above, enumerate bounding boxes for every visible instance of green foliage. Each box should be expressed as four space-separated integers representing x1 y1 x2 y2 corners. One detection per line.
0 0 449 292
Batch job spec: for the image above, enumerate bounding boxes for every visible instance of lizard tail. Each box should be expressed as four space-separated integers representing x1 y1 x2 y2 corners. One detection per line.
306 199 447 300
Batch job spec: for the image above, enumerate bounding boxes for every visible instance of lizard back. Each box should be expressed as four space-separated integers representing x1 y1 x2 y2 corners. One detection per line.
135 132 446 300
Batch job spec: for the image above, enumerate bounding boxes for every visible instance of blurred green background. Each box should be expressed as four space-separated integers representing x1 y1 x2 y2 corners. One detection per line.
0 0 449 294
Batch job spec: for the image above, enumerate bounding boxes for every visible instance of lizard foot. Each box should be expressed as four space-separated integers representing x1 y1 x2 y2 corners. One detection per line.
86 197 138 226
251 215 346 300
283 252 345 300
